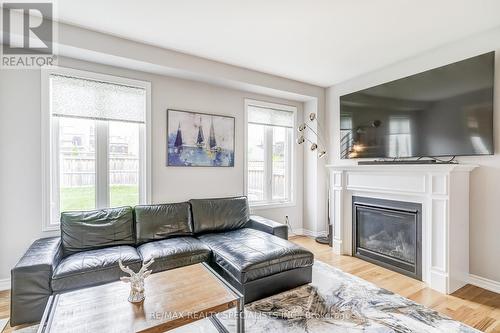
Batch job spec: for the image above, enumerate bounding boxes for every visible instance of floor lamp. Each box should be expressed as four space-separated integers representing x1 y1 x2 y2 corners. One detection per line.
297 112 331 245
315 187 331 245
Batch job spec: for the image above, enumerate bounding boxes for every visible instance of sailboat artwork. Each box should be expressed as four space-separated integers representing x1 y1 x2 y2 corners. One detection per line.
174 123 183 153
167 109 235 167
196 117 205 148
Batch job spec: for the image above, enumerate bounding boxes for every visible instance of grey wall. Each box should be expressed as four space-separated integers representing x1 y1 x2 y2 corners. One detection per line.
0 56 305 281
52 20 327 241
327 27 500 283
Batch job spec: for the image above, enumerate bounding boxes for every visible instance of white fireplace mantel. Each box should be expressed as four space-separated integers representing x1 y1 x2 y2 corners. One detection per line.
326 163 478 294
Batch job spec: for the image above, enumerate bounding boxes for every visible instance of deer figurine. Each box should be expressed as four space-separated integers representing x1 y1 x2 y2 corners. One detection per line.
118 258 155 303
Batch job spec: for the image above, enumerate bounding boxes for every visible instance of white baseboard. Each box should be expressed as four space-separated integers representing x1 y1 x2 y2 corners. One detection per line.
332 239 343 254
468 274 500 294
0 278 10 291
293 228 327 238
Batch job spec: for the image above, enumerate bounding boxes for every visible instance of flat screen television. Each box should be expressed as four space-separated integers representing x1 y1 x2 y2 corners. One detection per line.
340 52 495 159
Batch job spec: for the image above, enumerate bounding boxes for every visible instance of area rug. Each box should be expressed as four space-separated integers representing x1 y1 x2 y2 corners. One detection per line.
175 260 479 332
0 318 8 333
8 261 479 333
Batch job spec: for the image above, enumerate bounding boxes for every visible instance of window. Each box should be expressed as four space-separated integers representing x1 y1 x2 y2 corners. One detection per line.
245 100 295 206
388 116 412 157
42 68 151 230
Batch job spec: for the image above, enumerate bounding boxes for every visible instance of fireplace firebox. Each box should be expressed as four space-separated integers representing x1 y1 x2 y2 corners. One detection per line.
352 196 422 280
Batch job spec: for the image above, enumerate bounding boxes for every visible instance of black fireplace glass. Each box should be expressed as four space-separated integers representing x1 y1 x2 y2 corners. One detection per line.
357 207 416 264
352 196 422 280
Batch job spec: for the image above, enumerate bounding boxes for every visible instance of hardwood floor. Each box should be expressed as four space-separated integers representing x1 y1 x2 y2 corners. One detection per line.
0 236 499 332
0 290 32 333
0 290 9 323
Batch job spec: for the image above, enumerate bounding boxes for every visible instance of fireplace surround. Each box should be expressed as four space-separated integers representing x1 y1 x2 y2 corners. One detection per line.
327 163 477 294
352 196 422 280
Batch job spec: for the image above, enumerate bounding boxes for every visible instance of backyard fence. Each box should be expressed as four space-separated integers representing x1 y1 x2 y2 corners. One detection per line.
61 157 286 200
247 160 287 200
61 155 139 187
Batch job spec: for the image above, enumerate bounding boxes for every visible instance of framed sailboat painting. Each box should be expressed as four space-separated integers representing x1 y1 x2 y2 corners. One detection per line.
167 109 235 167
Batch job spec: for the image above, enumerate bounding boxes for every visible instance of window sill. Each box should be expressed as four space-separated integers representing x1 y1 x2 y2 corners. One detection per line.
43 223 60 233
250 202 296 210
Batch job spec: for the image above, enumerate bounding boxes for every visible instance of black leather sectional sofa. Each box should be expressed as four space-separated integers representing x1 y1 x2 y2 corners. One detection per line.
10 196 314 326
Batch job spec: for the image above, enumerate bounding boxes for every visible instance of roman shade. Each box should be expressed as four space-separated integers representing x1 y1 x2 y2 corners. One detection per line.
50 74 146 123
247 105 294 128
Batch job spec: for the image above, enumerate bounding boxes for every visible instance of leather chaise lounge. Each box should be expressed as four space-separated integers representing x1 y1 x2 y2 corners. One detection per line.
10 196 314 326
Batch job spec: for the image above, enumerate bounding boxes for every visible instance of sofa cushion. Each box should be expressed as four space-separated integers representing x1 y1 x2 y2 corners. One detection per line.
137 237 211 273
134 202 193 244
60 206 135 257
51 245 141 292
198 228 313 284
190 196 249 234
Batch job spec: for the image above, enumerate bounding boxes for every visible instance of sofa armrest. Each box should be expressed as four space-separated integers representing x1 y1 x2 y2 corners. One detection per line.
10 237 62 326
247 215 288 240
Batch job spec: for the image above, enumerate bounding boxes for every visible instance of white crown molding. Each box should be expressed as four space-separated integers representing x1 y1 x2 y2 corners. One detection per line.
0 278 10 291
468 274 500 294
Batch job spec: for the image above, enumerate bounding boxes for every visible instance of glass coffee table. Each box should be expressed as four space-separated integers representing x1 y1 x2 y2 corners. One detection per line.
37 263 244 333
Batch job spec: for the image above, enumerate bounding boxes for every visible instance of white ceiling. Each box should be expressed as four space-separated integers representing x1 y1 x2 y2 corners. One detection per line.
54 0 500 87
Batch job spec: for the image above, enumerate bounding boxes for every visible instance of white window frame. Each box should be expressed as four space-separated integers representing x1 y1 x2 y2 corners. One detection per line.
41 66 152 231
244 99 297 209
